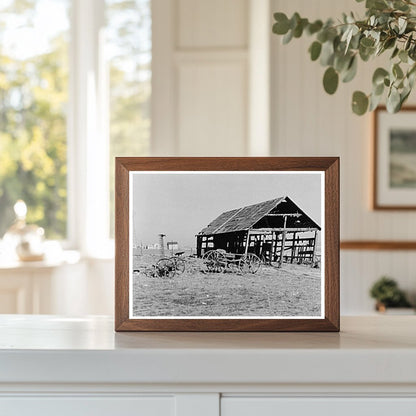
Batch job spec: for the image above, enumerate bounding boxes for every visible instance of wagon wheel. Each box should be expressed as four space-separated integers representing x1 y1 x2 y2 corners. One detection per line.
203 250 219 272
156 258 176 278
238 253 262 274
215 250 227 272
203 250 225 273
174 257 186 274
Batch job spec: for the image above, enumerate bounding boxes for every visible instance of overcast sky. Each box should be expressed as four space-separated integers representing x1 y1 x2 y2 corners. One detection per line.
132 172 323 247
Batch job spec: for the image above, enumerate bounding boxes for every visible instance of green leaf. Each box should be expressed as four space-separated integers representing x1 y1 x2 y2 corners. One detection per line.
408 67 416 88
409 44 416 61
341 25 359 53
352 91 369 115
393 63 404 79
398 17 407 34
393 0 410 11
383 37 396 50
399 49 408 63
293 18 308 38
386 87 401 112
360 37 375 48
369 92 383 111
282 29 293 44
391 47 399 59
273 13 290 35
372 68 389 86
342 56 358 83
359 45 375 62
400 88 411 106
323 67 339 95
374 82 385 96
405 34 413 51
307 20 323 35
320 40 335 66
290 13 301 30
334 51 353 73
309 41 322 61
366 0 388 10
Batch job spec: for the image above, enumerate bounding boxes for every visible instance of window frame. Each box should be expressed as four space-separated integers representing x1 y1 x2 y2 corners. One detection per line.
67 0 111 257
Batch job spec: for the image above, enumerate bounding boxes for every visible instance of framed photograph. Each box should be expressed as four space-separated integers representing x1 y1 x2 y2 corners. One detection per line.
374 106 416 209
115 157 339 332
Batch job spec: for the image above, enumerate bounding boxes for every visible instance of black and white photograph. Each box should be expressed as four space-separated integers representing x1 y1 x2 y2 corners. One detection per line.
129 171 324 319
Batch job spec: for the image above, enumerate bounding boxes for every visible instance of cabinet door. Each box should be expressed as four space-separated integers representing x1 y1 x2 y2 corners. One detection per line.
222 397 416 416
0 396 175 416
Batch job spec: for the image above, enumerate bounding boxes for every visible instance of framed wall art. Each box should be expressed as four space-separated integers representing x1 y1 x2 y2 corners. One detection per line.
374 106 416 210
115 157 339 331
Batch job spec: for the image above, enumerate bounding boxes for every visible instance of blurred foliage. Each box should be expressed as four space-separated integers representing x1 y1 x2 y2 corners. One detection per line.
107 0 151 237
0 0 151 239
273 0 416 115
0 2 68 238
369 276 412 307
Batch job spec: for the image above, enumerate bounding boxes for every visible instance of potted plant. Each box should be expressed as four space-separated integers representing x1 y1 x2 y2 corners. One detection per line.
369 276 413 313
272 0 416 115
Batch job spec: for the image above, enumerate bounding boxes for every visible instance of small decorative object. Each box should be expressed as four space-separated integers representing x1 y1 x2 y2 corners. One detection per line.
373 106 416 209
370 276 412 312
115 157 340 332
3 200 45 261
272 0 416 115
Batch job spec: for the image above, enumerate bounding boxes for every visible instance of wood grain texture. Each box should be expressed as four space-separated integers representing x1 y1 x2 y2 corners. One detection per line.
114 160 130 330
341 241 416 250
115 157 340 332
373 106 416 210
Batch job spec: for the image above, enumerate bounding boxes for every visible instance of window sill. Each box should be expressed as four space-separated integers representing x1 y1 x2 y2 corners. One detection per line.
0 250 81 271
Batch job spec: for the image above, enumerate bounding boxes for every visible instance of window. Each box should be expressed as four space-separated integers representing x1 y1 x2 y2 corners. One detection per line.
0 0 151 251
106 0 151 237
0 0 70 239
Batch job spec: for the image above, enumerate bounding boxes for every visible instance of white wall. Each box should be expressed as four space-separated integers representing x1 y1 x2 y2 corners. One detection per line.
271 0 416 313
33 0 416 317
152 0 269 156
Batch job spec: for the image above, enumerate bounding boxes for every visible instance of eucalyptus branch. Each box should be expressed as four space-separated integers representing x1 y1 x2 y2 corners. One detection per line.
272 0 416 115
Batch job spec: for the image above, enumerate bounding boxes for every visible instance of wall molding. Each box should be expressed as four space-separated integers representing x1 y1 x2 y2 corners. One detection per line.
340 241 416 250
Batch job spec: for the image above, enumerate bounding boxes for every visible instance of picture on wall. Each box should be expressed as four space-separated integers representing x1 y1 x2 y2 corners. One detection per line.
374 107 416 209
115 157 339 332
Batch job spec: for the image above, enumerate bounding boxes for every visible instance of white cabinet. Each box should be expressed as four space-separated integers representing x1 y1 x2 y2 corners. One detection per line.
222 398 416 416
1 397 175 416
1 316 416 416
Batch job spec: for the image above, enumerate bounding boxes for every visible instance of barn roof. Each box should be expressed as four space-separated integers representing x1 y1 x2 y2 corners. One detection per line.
198 196 320 235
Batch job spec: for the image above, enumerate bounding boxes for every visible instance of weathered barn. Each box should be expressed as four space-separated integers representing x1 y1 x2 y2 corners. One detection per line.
196 197 321 266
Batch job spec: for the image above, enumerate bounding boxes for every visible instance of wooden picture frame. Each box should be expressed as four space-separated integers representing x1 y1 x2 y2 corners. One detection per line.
115 157 339 332
373 106 416 210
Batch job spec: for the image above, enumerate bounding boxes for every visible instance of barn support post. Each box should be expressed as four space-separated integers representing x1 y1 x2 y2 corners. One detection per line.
311 229 318 267
244 230 251 255
278 216 288 268
272 231 278 262
291 232 296 263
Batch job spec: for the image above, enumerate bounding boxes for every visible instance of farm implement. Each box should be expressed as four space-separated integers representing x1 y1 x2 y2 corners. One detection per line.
134 252 186 279
202 249 262 274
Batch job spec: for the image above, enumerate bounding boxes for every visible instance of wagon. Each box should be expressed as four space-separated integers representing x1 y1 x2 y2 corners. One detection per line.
202 249 261 274
155 255 186 279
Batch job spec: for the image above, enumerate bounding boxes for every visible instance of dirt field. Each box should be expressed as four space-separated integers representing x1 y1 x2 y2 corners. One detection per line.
132 250 322 317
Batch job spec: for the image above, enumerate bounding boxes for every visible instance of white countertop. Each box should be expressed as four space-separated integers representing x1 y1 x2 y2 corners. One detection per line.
0 315 415 386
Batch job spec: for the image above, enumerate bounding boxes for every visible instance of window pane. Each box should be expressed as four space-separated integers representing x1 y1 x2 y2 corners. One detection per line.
106 0 151 237
0 0 70 239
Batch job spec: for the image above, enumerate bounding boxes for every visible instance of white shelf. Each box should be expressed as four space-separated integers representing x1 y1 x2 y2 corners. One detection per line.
0 315 416 387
